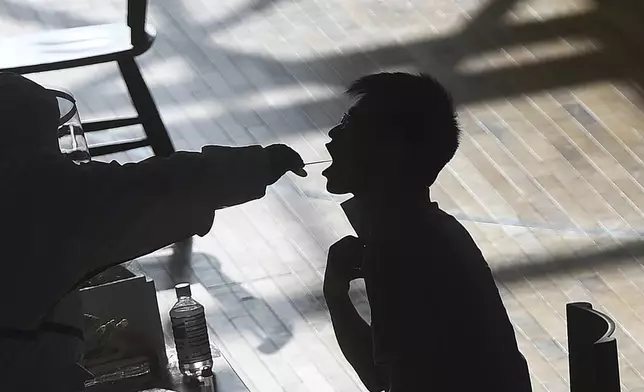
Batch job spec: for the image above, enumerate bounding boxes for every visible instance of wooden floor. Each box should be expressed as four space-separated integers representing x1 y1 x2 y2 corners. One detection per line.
6 0 644 390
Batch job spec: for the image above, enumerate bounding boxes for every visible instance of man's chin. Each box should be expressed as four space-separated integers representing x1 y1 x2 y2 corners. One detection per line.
323 166 352 194
325 179 351 195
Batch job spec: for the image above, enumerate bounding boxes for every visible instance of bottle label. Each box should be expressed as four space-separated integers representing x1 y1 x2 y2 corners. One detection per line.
171 314 212 364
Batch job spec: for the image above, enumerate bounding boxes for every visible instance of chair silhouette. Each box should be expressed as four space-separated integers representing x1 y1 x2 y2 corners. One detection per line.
0 0 175 158
566 302 620 392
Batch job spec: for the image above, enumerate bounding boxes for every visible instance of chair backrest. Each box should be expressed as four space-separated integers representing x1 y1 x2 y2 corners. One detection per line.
566 302 620 392
127 0 149 49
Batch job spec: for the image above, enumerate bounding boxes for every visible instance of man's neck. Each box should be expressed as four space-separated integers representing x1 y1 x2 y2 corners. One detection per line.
341 187 433 238
358 188 431 209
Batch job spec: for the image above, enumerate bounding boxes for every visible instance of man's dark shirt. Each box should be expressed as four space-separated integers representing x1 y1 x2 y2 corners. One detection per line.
362 201 532 391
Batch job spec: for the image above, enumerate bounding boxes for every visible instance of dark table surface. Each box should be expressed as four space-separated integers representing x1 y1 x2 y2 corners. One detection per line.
85 344 249 392
161 346 249 392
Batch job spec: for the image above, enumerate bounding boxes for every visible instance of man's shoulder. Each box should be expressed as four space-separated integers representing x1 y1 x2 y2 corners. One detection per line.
371 207 487 270
427 208 482 246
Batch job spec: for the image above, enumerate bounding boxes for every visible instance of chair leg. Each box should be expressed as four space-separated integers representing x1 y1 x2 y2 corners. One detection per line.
118 58 175 157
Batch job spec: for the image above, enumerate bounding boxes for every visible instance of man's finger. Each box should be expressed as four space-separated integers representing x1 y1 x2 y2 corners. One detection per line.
283 147 306 177
266 144 306 183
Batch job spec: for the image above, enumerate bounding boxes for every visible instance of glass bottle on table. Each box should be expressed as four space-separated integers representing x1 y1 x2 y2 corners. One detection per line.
170 283 214 377
48 87 91 164
199 366 216 391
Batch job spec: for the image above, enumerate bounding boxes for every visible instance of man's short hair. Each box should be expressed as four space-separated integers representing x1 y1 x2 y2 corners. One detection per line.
346 72 461 184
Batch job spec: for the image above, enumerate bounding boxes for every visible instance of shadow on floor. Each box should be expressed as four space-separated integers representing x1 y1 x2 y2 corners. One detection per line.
493 237 644 284
142 251 294 356
200 0 286 34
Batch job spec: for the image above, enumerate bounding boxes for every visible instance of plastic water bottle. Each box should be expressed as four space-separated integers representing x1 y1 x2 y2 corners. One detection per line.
170 283 213 377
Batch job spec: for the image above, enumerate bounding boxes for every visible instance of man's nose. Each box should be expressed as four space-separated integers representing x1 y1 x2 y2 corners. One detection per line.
328 124 342 139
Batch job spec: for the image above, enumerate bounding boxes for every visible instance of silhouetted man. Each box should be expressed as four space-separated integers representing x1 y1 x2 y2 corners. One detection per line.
322 73 532 392
0 73 306 391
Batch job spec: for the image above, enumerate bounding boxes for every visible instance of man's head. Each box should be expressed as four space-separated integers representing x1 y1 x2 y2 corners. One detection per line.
323 72 461 195
0 73 60 155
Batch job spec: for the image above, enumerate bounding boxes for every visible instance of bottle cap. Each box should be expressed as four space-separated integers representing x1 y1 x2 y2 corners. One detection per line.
175 283 192 298
201 366 213 377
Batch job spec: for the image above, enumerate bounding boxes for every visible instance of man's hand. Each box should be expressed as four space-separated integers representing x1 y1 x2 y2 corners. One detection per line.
324 235 365 298
265 144 307 184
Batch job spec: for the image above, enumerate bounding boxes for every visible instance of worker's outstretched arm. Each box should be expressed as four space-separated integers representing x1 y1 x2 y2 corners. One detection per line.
52 144 303 285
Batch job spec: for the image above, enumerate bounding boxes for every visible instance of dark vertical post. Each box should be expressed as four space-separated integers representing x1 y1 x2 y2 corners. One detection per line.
118 58 175 157
566 302 620 392
567 302 595 392
127 0 148 50
594 339 620 392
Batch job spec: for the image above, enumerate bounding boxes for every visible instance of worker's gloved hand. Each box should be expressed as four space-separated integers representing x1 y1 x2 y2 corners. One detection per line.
265 144 307 185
